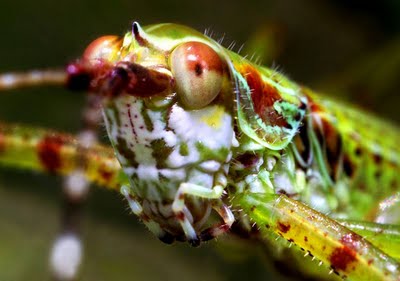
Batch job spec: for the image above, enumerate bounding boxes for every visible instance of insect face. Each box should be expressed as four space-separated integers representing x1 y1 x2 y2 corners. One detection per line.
67 22 237 244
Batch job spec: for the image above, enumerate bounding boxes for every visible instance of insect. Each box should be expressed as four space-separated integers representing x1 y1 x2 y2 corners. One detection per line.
0 22 399 280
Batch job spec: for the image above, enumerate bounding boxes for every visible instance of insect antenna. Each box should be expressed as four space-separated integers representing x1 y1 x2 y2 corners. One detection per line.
0 69 66 91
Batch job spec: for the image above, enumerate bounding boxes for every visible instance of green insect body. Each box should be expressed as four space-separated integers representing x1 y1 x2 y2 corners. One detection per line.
0 22 399 280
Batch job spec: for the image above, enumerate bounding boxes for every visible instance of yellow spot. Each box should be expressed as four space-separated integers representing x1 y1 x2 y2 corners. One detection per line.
200 106 225 129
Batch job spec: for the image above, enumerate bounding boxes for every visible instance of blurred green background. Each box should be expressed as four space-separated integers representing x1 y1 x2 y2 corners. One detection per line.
0 0 399 280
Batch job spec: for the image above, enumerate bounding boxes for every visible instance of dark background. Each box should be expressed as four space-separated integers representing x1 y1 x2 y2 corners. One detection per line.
0 0 399 280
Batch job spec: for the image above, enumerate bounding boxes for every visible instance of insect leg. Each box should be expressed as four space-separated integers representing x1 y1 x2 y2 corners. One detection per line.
121 185 175 244
50 94 101 280
199 203 235 241
235 192 400 281
172 182 226 246
337 219 400 261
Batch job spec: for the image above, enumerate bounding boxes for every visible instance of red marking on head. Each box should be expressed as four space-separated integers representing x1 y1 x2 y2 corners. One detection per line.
241 65 288 127
180 42 223 75
304 236 308 242
277 222 291 233
37 135 66 172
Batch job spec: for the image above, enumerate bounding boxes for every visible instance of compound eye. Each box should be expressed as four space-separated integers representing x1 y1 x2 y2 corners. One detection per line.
83 35 122 65
170 41 224 109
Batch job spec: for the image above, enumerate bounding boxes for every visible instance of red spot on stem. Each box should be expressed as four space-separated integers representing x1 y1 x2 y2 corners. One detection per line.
37 135 65 172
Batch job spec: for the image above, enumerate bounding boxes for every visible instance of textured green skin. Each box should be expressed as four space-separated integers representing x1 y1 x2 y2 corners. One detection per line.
308 91 400 221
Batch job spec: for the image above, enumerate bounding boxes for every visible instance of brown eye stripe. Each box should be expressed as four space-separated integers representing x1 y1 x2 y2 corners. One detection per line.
181 42 223 75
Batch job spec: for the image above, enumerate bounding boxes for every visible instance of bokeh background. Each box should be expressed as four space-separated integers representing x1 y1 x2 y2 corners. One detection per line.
0 0 399 280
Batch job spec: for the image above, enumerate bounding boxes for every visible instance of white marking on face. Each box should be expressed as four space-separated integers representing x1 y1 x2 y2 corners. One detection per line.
167 104 233 168
137 165 159 181
159 168 186 181
198 160 221 173
103 95 234 202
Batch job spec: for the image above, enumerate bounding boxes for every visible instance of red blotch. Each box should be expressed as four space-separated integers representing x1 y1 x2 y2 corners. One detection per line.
241 65 288 128
99 166 113 182
330 246 357 272
37 135 65 172
277 222 291 233
330 233 360 272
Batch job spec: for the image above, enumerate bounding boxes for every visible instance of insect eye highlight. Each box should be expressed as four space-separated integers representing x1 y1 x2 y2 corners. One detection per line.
170 41 224 109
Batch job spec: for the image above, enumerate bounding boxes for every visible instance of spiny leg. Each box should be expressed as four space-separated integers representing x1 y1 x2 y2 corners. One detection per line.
0 122 122 190
337 219 400 261
50 94 102 280
199 203 235 242
50 171 87 281
234 192 400 281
